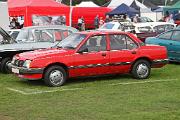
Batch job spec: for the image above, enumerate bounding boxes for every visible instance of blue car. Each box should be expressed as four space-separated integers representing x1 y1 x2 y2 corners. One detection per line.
145 29 180 62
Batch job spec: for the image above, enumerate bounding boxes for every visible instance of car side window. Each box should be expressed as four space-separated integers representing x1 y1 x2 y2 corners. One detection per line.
80 35 107 52
32 30 41 41
39 29 54 42
54 29 71 41
158 31 173 40
171 31 180 41
110 34 138 50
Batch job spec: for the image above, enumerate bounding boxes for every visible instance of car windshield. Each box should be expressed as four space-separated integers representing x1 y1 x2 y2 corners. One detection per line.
56 33 86 49
16 29 28 43
138 26 153 33
100 23 115 29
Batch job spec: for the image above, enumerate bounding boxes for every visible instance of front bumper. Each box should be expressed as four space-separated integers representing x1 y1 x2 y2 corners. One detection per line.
8 63 44 74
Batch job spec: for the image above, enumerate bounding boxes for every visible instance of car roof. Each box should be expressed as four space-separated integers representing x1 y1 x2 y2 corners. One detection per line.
77 30 131 35
8 29 21 32
22 25 78 32
134 22 176 27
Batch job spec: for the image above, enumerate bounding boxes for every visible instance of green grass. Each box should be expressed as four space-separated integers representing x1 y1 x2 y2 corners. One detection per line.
0 64 180 120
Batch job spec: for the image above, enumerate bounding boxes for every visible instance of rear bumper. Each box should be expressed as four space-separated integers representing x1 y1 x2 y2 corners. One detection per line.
152 59 169 67
8 63 44 80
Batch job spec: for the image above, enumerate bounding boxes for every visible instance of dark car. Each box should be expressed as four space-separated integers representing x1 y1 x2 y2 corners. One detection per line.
0 25 78 73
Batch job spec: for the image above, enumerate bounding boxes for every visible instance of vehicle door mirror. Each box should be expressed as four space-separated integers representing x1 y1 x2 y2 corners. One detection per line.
77 47 88 54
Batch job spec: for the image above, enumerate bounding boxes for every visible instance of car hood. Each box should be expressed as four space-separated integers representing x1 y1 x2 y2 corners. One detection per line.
17 48 74 60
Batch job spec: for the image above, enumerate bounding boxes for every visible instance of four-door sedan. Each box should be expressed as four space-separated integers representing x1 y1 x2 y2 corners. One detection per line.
9 31 168 87
145 29 180 62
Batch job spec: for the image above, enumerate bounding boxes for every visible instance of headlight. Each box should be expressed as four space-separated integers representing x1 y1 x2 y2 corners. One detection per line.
23 60 32 68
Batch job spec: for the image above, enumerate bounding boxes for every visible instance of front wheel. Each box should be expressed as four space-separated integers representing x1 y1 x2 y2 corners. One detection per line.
0 57 12 73
44 65 67 87
131 60 151 79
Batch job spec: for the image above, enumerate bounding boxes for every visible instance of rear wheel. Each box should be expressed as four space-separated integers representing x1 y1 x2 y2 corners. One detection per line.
0 57 12 73
44 65 67 87
131 60 151 79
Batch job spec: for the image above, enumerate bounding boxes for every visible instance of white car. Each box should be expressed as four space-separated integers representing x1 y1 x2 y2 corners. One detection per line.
133 22 176 34
99 21 135 33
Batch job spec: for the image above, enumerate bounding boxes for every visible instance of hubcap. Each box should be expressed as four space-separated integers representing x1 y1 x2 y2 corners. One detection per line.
5 60 11 72
136 63 149 78
49 70 63 85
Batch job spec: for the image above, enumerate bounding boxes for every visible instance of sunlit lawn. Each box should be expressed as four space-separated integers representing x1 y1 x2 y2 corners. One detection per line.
0 64 180 120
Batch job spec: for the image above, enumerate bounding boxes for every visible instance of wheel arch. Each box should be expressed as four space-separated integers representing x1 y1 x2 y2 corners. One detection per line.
131 57 152 71
43 62 69 78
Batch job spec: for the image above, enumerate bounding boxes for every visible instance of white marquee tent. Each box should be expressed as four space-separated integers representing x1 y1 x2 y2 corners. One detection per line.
76 1 99 7
108 0 147 9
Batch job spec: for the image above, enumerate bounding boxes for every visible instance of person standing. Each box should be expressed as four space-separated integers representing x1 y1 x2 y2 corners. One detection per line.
168 14 174 23
81 16 85 31
94 15 99 29
77 17 83 31
99 17 104 28
105 15 110 23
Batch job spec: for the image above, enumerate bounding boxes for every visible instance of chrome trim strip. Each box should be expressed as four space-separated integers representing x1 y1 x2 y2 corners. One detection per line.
68 62 132 69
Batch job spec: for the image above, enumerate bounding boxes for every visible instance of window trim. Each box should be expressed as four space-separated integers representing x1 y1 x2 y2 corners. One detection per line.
77 34 108 53
171 30 180 42
109 34 138 51
157 31 173 40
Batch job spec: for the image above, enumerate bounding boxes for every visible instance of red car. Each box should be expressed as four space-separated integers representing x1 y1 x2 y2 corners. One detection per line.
9 31 168 87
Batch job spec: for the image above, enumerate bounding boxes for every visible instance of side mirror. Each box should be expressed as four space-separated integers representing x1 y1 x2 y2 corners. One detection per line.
77 47 88 54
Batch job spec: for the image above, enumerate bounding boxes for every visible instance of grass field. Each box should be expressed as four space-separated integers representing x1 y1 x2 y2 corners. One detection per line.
0 64 180 120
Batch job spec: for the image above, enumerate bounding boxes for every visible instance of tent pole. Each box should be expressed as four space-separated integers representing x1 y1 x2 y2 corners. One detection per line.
69 0 72 27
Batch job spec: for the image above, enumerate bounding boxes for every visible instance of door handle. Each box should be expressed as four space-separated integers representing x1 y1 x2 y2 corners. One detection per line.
169 43 173 45
131 51 136 54
102 53 106 56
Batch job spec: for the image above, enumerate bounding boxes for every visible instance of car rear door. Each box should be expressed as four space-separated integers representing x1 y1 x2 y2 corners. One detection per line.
108 34 139 74
70 35 110 77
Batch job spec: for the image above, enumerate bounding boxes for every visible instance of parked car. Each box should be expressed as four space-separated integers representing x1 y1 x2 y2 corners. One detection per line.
137 17 154 23
134 22 176 42
99 21 135 33
7 29 20 40
145 29 180 62
9 31 168 87
0 25 78 73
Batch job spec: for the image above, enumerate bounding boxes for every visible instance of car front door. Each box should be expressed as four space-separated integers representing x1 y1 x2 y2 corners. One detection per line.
168 30 180 61
70 35 110 77
157 31 174 57
108 34 139 74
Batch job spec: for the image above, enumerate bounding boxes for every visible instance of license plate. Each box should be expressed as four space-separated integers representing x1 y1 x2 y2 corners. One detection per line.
12 68 19 74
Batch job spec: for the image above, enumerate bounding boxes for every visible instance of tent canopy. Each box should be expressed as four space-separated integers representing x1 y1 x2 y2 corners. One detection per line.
164 1 180 11
108 0 147 9
107 3 139 16
76 1 99 7
8 0 70 26
130 1 140 11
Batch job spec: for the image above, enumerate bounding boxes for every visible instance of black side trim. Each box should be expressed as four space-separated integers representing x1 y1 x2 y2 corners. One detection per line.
68 62 132 69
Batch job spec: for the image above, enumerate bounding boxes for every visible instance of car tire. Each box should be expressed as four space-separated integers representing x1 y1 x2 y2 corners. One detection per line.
0 57 12 74
131 60 151 79
44 65 67 87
